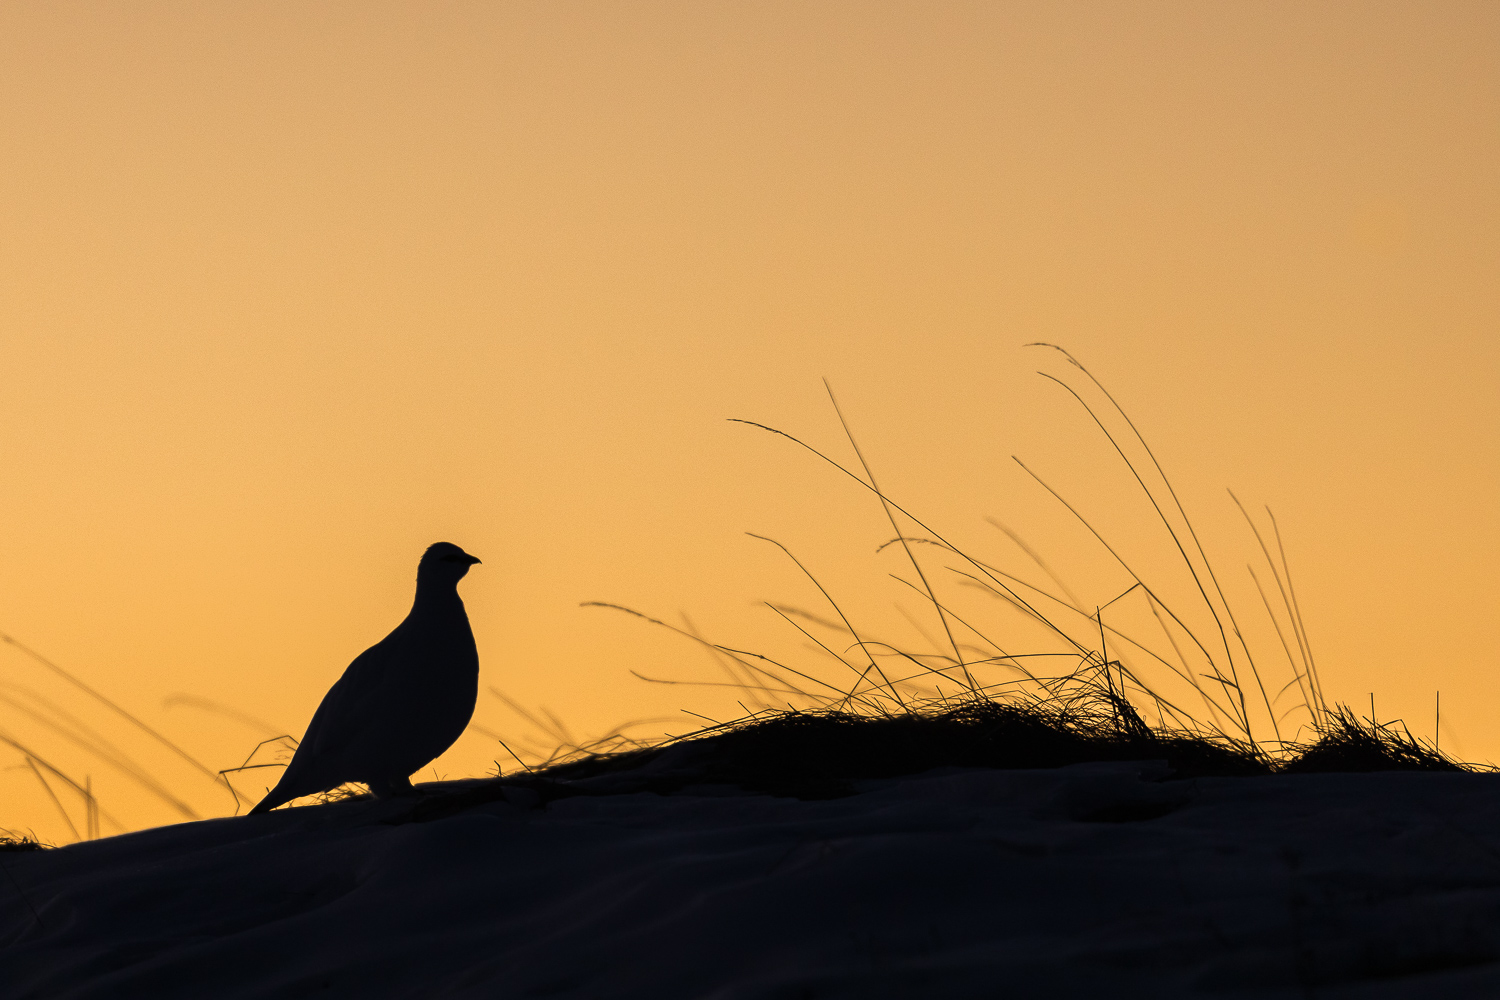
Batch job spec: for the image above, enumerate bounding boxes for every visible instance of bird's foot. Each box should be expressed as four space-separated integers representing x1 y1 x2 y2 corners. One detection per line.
369 776 419 799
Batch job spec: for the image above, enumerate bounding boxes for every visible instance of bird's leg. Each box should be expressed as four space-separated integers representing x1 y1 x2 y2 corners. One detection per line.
369 775 418 799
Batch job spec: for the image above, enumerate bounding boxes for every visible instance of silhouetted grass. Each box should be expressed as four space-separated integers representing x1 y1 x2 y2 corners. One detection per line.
377 691 1474 826
0 630 258 843
559 347 1474 801
1282 705 1464 774
586 350 1322 763
533 693 1266 795
517 695 1467 799
0 835 48 853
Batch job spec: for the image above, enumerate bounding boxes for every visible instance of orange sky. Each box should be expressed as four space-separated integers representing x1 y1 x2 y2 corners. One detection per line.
2 2 1497 842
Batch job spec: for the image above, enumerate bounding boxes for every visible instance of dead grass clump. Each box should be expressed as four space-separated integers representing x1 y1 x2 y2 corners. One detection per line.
509 697 1468 805
661 697 1270 798
566 347 1473 794
1282 706 1464 774
514 693 1266 799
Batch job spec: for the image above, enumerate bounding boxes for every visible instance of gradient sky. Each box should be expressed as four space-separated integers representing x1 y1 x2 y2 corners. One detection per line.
2 2 1497 840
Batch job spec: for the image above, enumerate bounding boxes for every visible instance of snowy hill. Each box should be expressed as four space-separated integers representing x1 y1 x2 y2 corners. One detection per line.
7 762 1500 998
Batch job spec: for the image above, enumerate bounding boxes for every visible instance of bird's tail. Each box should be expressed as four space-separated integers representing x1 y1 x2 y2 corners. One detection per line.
247 774 296 815
248 792 283 816
247 795 278 816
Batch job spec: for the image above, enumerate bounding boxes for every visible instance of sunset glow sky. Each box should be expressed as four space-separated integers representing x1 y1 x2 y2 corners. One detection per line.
2 2 1497 840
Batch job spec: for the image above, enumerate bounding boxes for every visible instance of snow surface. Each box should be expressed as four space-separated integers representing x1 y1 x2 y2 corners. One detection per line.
6 762 1500 998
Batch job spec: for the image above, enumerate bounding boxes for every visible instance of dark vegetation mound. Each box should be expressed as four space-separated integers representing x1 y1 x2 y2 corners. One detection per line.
547 697 1461 793
393 697 1470 825
0 836 47 853
539 697 1270 798
1281 705 1464 775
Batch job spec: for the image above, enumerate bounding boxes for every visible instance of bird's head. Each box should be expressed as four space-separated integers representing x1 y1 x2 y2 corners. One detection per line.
418 542 482 585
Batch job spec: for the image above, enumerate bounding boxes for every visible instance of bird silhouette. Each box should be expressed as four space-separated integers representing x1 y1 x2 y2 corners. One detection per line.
249 542 482 815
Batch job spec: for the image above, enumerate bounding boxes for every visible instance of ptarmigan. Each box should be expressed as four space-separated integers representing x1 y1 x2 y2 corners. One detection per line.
249 542 482 814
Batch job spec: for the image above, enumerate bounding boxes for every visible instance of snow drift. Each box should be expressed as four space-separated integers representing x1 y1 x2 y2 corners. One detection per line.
7 761 1500 998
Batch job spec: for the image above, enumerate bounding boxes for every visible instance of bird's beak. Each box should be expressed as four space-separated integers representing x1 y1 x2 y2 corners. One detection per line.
467 555 482 565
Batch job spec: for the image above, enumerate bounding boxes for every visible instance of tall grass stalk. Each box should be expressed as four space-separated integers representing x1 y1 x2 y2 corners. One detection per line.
589 347 1374 769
